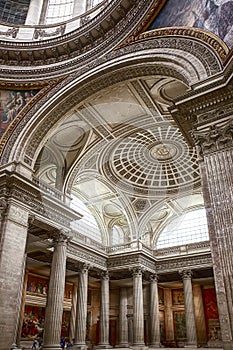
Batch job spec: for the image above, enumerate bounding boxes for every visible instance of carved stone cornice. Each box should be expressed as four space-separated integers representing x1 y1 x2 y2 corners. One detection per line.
0 170 80 228
67 243 107 270
108 252 155 273
170 69 233 146
123 26 229 63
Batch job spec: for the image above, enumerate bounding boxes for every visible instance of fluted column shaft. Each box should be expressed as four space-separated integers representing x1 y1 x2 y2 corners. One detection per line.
180 270 197 347
0 201 29 350
149 275 160 347
132 268 145 346
98 272 110 347
193 121 233 349
118 287 129 346
43 232 68 350
69 283 78 343
74 265 89 349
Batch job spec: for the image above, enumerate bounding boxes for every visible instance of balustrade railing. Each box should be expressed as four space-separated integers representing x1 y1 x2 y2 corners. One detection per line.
154 240 210 258
0 0 111 42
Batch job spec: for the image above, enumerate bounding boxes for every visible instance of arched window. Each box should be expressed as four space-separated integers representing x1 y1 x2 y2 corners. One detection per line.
70 194 101 242
45 0 74 24
155 208 209 249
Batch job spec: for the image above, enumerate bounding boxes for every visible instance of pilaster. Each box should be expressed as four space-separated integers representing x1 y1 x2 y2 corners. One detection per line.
0 200 29 350
25 0 44 25
193 284 207 346
193 120 233 350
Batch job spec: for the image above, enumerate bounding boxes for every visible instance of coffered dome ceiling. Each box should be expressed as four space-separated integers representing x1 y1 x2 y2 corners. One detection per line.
35 75 204 244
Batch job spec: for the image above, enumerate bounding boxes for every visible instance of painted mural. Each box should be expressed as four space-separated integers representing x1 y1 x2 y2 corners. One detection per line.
172 289 184 305
21 305 71 340
27 274 48 296
202 288 221 341
0 89 39 138
173 311 186 340
149 0 233 48
21 305 45 340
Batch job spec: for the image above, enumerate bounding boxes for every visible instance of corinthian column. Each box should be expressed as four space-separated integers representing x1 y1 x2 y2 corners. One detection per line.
132 268 145 349
74 264 89 350
42 230 69 350
98 271 111 348
179 270 197 347
118 287 129 347
149 274 160 348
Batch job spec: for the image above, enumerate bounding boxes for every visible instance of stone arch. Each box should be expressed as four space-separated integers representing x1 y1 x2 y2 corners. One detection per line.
0 31 228 171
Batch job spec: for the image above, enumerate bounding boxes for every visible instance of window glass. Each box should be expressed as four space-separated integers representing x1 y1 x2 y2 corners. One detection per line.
45 0 74 24
156 208 209 249
70 194 102 242
0 0 30 25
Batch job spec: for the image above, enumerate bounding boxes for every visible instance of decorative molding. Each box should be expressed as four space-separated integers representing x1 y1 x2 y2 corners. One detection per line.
156 253 212 272
126 27 228 62
67 244 107 269
0 198 8 218
0 0 163 74
108 253 155 272
33 25 66 40
0 27 18 39
0 172 78 228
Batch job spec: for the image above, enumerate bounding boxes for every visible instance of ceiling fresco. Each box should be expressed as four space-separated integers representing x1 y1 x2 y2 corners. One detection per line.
149 0 233 48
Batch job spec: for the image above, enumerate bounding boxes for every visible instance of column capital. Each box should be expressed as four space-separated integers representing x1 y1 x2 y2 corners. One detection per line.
149 273 159 283
78 263 91 273
50 228 72 244
0 198 8 218
191 120 233 157
179 269 192 280
130 267 144 277
100 271 109 280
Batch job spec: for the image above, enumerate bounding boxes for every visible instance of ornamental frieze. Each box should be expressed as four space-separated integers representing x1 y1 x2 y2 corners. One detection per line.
156 253 212 272
108 253 155 272
67 244 107 269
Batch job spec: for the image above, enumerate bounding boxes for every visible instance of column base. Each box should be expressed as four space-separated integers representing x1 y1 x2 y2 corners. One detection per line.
131 345 148 350
149 343 161 348
73 345 88 350
94 345 113 349
115 345 130 348
11 345 21 350
221 341 233 350
42 345 62 350
184 344 197 348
